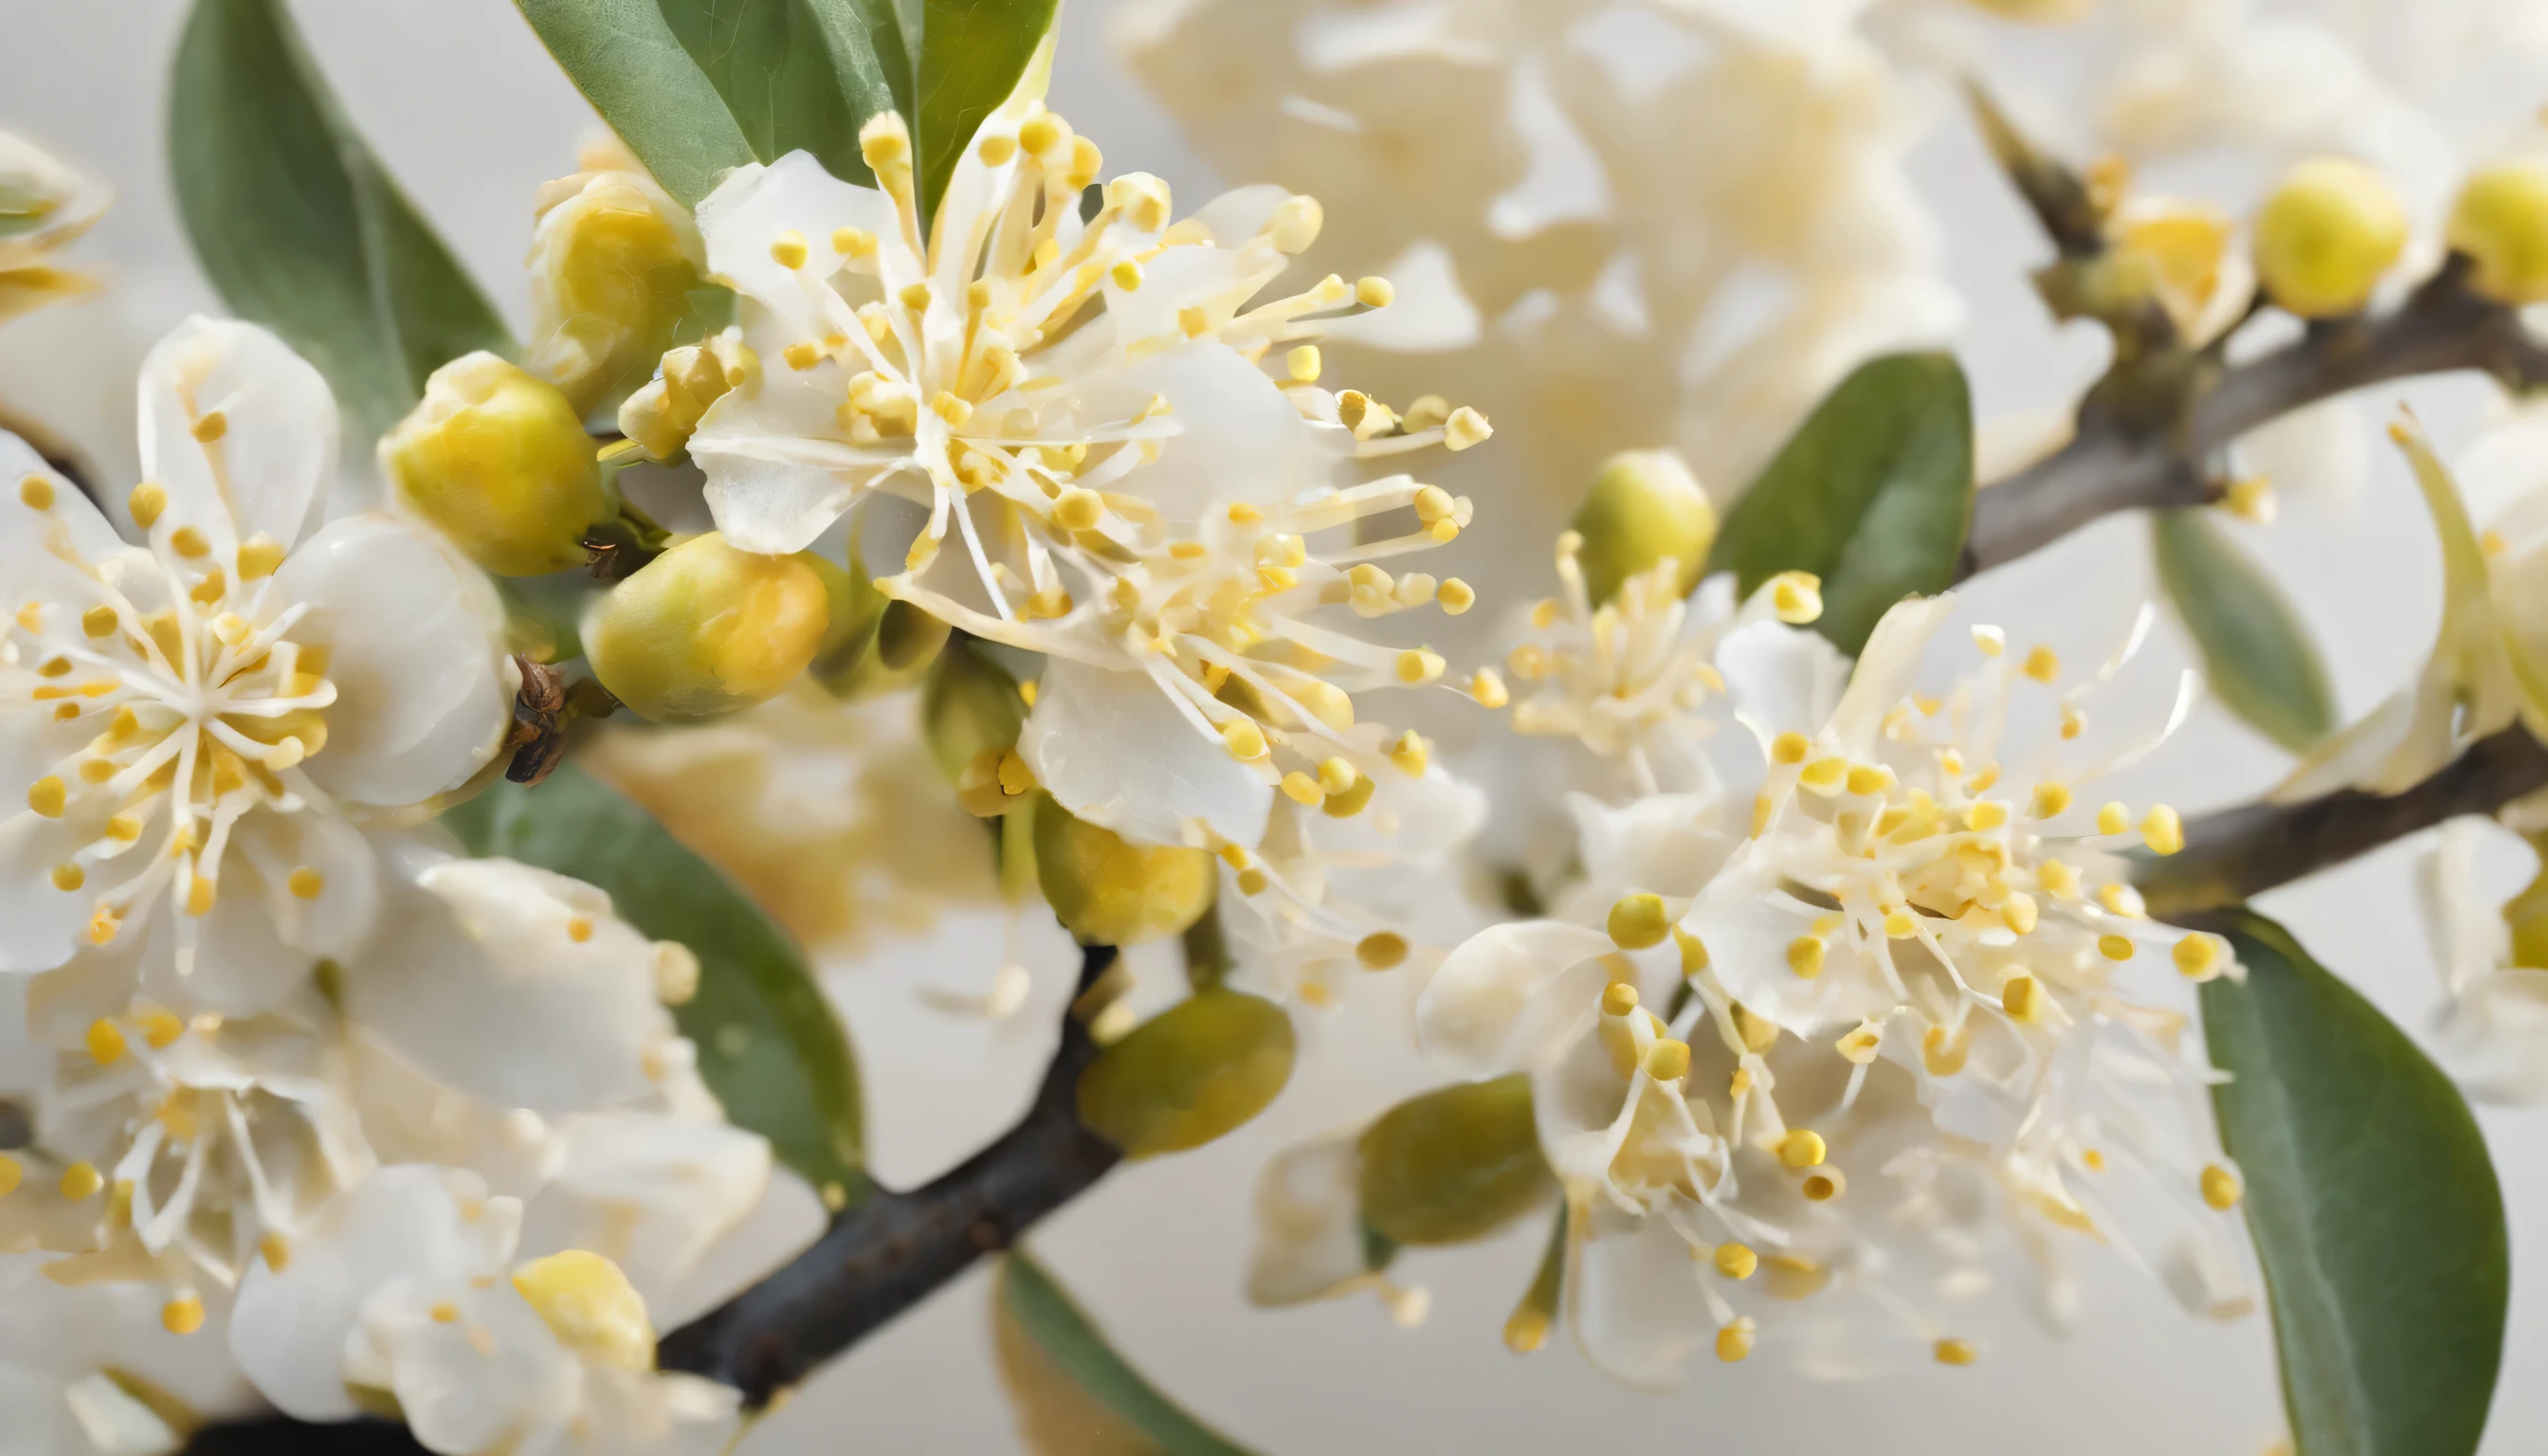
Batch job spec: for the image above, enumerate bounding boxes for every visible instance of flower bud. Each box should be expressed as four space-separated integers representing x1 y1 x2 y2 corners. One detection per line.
2252 156 2408 318
619 331 757 461
1076 989 1296 1157
380 354 610 577
1033 793 1216 945
1569 450 1714 607
527 150 704 417
2447 157 2548 306
923 635 1026 782
0 130 106 322
1356 1074 1552 1246
586 532 829 720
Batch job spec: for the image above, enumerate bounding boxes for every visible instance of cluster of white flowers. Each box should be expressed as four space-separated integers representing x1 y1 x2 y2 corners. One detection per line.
1255 576 2258 1381
0 318 768 1453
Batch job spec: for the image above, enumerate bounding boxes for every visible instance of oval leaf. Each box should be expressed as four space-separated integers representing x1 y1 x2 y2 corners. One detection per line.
513 0 761 209
443 761 865 1204
2200 910 2506 1456
907 0 1060 225
994 1250 1261 1456
655 0 906 191
172 0 515 434
2153 509 2335 754
1704 353 1974 655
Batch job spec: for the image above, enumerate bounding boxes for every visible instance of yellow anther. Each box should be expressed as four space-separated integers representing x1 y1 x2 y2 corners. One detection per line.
1768 733 1811 766
1420 576 1472 618
106 813 141 842
1883 909 1919 939
1643 1039 1691 1082
1109 260 1143 292
139 1008 182 1049
975 132 1018 166
1280 772 1324 806
1220 719 1268 761
162 1296 207 1337
256 1231 292 1271
1714 1243 1758 1280
1388 730 1429 776
1444 407 1492 452
2174 934 2223 979
2098 934 2136 962
2038 859 2081 900
1972 625 2006 657
2082 1149 2108 1173
2060 704 2087 740
2096 801 2130 835
61 1161 102 1199
1395 647 1446 684
1964 800 2010 831
1053 488 1103 530
1356 932 1409 970
185 876 217 917
782 340 820 371
27 776 65 817
930 391 974 426
1600 981 1641 1017
2140 804 2184 855
1786 936 1825 979
1797 757 1847 792
18 474 54 509
1673 925 1710 975
0 1153 23 1197
1266 193 1323 254
2200 1163 2243 1210
2031 782 2072 818
1716 1319 1756 1363
832 225 877 258
1802 1169 1846 1201
2021 646 2060 682
1768 571 1822 624
1344 275 1393 309
287 866 325 900
1285 345 1321 382
50 863 82 891
1605 892 1670 952
1316 758 1359 796
1836 1024 1882 1065
1237 867 1269 896
567 916 595 944
85 1018 126 1065
172 526 210 558
770 230 810 268
1468 668 1509 708
898 282 933 313
1921 1023 1969 1076
1727 1067 1752 1095
1844 764 1890 796
1935 1338 1978 1367
1778 1130 1827 1169
2098 883 2145 918
2000 892 2039 935
81 604 118 638
2001 975 2044 1023
130 482 167 529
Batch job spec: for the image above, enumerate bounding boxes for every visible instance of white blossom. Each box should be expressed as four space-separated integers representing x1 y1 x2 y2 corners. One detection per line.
0 130 109 323
2418 817 2548 1103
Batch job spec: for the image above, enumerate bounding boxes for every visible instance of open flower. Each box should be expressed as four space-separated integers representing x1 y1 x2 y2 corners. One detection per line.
0 318 515 1010
1505 543 1738 797
2418 816 2548 1102
0 1252 254 1455
0 131 109 324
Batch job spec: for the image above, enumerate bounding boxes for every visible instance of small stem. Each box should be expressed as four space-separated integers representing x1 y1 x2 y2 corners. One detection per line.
1960 264 2548 578
2137 725 2548 919
654 943 1123 1406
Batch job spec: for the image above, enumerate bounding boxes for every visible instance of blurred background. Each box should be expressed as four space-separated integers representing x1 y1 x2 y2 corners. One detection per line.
4 1 2544 1451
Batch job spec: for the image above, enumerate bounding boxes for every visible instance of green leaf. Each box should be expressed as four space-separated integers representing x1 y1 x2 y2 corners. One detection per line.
513 0 758 209
2200 910 2506 1456
1705 353 1975 655
444 761 865 1203
653 0 905 191
171 0 515 435
906 0 1060 224
993 1250 1262 1456
2152 509 2335 754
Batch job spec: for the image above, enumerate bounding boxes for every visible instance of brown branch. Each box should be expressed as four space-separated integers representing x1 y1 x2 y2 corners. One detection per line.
1959 261 2548 578
653 942 1123 1406
2137 725 2548 919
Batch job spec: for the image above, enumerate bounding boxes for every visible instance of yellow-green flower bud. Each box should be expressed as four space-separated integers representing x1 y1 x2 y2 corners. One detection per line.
586 532 829 720
1033 793 1216 946
527 148 704 418
1076 990 1296 1158
923 635 1026 782
380 353 610 577
2448 157 2548 305
1569 450 1714 607
2252 156 2409 318
1357 1074 1552 1246
619 332 757 461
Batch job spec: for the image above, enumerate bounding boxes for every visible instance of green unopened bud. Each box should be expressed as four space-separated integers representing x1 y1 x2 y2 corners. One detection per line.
586 532 828 720
1570 450 1714 607
924 635 1026 781
528 150 704 417
2448 157 2548 306
379 353 610 577
876 597 952 673
2253 156 2408 318
1357 1074 1552 1246
1033 793 1216 945
620 332 757 461
1076 990 1296 1157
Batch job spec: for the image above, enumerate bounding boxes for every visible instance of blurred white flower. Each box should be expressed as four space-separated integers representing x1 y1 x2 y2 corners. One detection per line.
229 1165 739 1456
0 131 109 324
1506 554 1738 798
2418 817 2548 1102
0 1252 255 1456
0 318 514 1010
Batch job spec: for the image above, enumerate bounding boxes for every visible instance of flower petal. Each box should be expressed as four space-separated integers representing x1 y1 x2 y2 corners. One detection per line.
525 1111 772 1304
1416 920 1616 1076
1714 619 1848 754
1019 657 1273 848
1244 1128 1372 1307
136 317 337 556
1569 1203 1712 1390
697 153 902 345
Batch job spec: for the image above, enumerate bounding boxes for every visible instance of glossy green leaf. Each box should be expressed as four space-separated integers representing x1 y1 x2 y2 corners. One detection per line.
2153 509 2335 754
514 0 756 208
907 0 1060 224
2201 911 2506 1456
1705 353 1975 654
654 0 904 190
994 1250 1261 1456
172 0 515 434
444 762 864 1203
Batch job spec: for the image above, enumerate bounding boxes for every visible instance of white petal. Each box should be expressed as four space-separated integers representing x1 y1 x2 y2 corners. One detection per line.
1569 1204 1711 1390
1559 791 1732 907
1826 592 1954 752
525 1112 773 1303
0 428 127 571
695 153 901 345
1189 185 1292 247
345 836 671 1115
1019 657 1272 848
692 363 888 555
136 317 337 555
2417 818 2506 1000
1714 619 1848 753
230 806 380 961
271 514 511 808
1416 920 1616 1076
373 1283 580 1454
1063 342 1347 520
1683 855 1896 1034
1244 1129 1372 1306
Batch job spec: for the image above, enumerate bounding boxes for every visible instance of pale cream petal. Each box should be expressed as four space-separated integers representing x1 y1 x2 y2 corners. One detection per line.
1019 656 1273 849
1416 920 1615 1075
135 317 337 556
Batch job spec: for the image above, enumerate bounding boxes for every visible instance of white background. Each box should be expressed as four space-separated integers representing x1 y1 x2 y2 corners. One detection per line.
2 2 2540 1452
